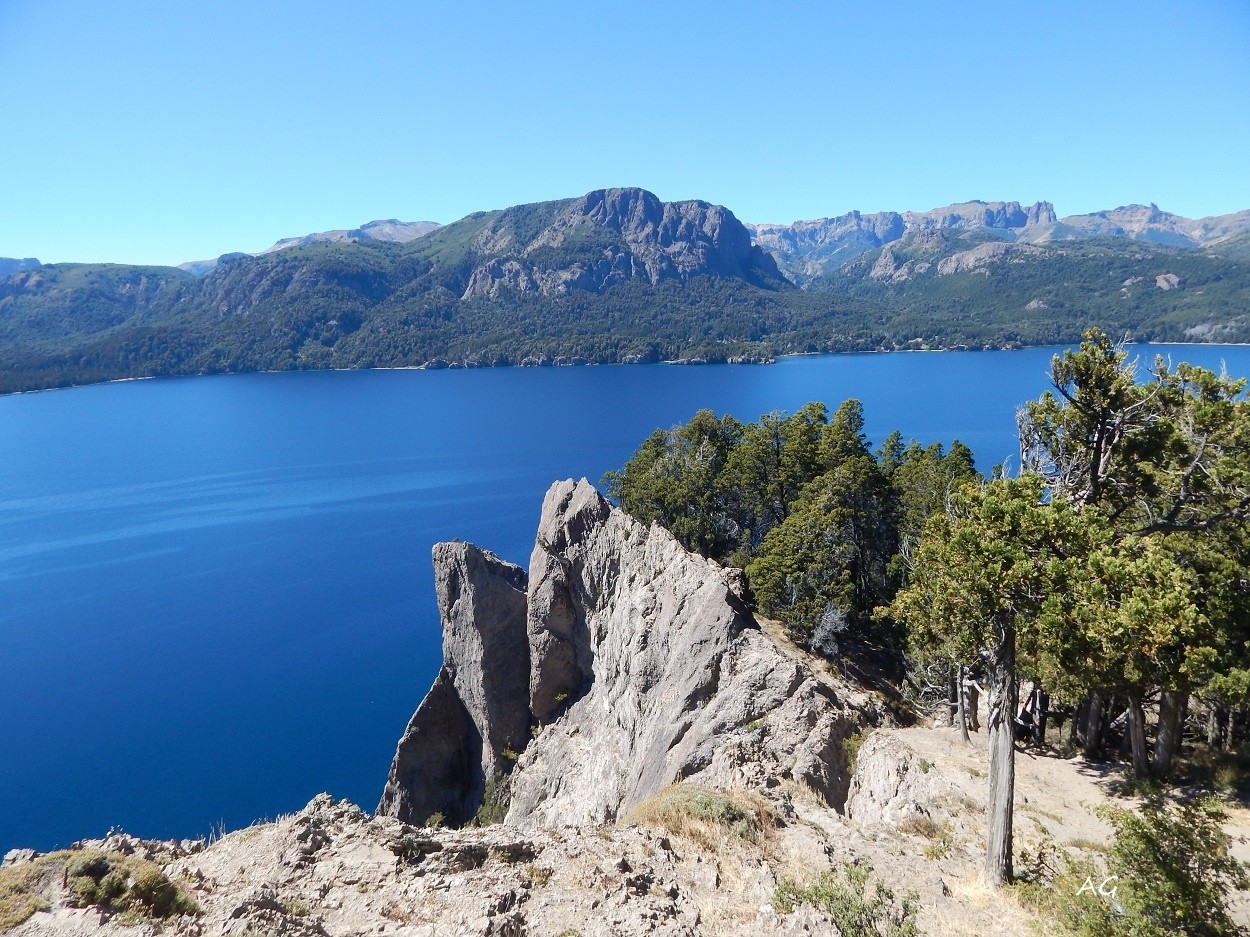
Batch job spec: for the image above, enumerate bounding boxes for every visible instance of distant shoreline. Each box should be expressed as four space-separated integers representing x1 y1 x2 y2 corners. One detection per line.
8 340 1250 399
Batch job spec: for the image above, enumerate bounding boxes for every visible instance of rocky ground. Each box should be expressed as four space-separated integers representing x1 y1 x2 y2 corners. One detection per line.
9 716 1249 937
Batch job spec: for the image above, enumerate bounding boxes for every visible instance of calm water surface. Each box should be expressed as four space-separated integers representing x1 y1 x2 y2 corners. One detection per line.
3 345 1249 850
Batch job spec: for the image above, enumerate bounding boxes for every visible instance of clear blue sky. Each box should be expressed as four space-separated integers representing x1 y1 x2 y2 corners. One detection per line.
2 0 1248 266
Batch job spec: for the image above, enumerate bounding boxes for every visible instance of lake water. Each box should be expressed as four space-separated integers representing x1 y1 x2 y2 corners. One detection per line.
4 344 1250 852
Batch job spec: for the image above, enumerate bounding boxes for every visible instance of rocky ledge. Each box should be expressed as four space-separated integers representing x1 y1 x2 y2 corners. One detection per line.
378 479 874 830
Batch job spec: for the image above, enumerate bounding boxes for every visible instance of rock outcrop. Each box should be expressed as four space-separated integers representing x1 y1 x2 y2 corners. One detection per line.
1024 204 1250 248
6 724 1153 937
749 198 1250 286
844 731 965 827
377 543 528 826
749 200 1055 284
14 478 1182 936
460 188 788 299
934 241 1044 276
379 479 873 830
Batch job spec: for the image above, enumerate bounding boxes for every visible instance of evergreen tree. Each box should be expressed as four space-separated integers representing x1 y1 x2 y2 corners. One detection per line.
1020 328 1250 776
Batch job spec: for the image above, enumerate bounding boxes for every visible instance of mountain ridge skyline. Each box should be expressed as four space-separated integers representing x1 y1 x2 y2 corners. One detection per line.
7 192 1249 276
3 185 1250 397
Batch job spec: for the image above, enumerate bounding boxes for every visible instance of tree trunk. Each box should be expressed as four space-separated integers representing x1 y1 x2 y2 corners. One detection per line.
1127 697 1150 778
948 668 958 727
1083 691 1105 760
1228 707 1239 752
1210 709 1230 754
1033 687 1049 747
985 623 1016 889
1118 701 1134 759
1073 695 1090 747
957 664 971 745
1153 689 1187 777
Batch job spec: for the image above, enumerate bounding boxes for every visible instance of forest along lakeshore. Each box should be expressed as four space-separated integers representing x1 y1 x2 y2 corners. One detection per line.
607 330 1250 934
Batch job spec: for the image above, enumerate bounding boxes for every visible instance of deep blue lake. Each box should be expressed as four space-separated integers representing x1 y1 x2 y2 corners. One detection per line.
4 344 1250 852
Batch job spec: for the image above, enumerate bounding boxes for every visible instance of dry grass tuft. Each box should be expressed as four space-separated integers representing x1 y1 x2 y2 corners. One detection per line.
2 848 200 931
0 860 51 931
622 784 775 853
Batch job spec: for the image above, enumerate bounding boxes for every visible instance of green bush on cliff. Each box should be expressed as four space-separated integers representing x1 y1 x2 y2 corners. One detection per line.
0 849 199 930
773 861 920 936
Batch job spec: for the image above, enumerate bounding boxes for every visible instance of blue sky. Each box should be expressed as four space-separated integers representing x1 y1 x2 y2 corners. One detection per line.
2 0 1248 266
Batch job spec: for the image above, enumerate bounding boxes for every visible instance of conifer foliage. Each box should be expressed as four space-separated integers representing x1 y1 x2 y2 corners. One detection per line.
604 400 978 643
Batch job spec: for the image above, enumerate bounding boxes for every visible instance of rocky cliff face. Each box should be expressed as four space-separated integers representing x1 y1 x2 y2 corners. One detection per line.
377 543 529 826
1021 204 1250 248
460 188 787 299
866 238 1047 282
378 479 873 830
748 200 1055 284
11 481 1180 936
749 198 1250 285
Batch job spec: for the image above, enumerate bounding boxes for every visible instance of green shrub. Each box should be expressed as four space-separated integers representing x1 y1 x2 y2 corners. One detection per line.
0 849 199 929
844 730 871 775
1100 795 1248 937
523 864 553 887
473 771 511 826
1015 796 1249 937
126 864 196 917
284 897 310 916
773 862 920 936
64 850 199 919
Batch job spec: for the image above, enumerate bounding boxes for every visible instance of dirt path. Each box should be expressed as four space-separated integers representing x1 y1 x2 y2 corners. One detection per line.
845 722 1250 935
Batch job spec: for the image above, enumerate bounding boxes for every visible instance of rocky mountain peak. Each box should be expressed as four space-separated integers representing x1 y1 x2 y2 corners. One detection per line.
1023 203 1250 248
1026 201 1058 225
579 186 667 232
899 199 1057 232
459 188 786 300
262 218 442 254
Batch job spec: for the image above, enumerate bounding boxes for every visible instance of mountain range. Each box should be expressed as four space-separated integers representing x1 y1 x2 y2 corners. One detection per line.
162 199 1250 285
175 219 443 276
748 200 1250 285
2 187 1249 394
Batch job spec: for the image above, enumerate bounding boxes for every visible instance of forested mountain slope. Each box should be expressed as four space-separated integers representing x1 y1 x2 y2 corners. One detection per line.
3 189 1250 394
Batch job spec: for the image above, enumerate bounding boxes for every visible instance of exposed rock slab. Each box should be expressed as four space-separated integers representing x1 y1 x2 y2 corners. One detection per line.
511 479 870 825
377 543 528 825
845 730 965 827
380 478 872 830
